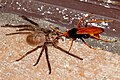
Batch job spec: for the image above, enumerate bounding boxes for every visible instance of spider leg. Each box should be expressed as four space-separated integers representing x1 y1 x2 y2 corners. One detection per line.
16 46 42 61
53 44 83 60
1 24 34 28
2 24 35 32
6 32 32 35
33 45 45 66
44 44 51 74
20 16 39 27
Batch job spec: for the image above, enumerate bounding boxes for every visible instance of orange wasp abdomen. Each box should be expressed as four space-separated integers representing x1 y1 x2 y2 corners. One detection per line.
77 26 104 34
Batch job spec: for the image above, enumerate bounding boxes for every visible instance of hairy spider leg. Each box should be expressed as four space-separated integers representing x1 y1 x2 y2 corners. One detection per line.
1 24 34 28
16 46 42 61
53 44 83 60
1 24 35 35
33 43 47 66
1 24 34 32
1 15 40 32
20 15 39 27
5 32 32 35
44 44 51 74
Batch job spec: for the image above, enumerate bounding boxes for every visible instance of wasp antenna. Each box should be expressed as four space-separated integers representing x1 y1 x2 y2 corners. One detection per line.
77 13 91 29
95 20 113 23
109 39 117 43
104 20 114 22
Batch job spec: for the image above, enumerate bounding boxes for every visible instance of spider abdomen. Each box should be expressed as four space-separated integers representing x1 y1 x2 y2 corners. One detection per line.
26 33 46 46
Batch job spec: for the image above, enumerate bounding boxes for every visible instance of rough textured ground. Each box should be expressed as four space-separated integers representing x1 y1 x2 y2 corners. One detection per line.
0 13 120 80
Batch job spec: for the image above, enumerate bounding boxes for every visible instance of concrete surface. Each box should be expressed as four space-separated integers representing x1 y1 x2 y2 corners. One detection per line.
0 13 120 80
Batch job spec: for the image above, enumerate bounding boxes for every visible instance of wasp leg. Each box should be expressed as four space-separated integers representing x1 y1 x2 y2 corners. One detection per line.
68 38 75 52
20 15 39 27
80 38 94 49
16 28 34 31
85 19 113 27
90 34 117 42
16 46 42 61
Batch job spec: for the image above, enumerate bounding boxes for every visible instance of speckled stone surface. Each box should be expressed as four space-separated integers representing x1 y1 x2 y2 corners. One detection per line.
0 13 120 80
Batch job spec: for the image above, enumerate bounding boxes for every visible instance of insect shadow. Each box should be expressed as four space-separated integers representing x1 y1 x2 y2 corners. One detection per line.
1 16 83 74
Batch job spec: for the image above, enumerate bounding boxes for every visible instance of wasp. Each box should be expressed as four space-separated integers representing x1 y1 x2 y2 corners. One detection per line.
51 14 117 51
1 16 83 74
